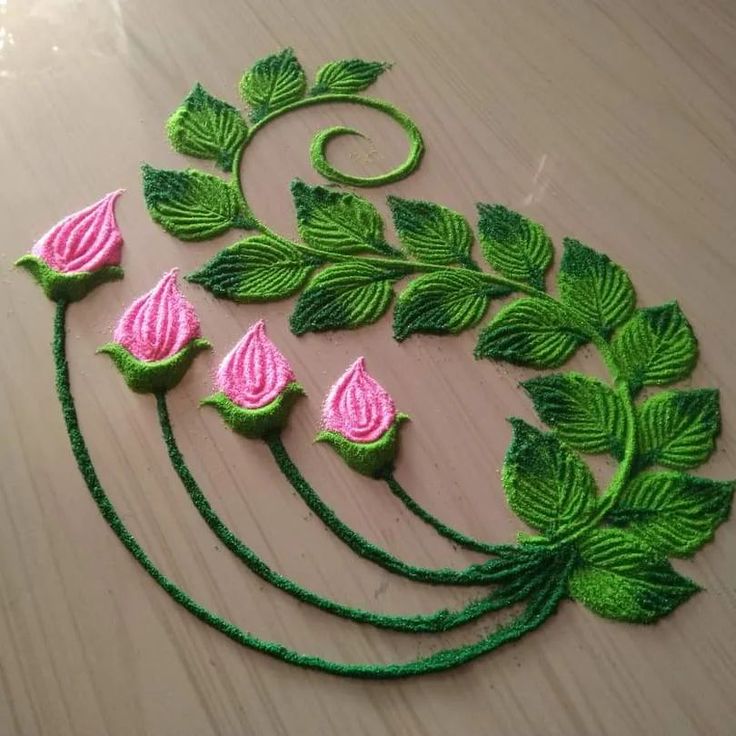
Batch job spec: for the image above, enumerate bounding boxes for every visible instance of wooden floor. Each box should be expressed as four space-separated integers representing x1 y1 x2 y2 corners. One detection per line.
2 1 735 734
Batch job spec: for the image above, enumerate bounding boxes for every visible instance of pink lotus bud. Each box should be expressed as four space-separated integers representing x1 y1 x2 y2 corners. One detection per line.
322 357 396 443
216 320 296 408
32 190 124 273
113 268 201 362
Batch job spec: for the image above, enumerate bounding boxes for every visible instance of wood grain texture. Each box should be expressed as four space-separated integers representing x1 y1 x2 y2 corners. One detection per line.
1 0 735 733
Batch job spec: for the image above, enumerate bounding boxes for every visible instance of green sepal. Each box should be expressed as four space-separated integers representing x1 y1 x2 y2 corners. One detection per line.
311 59 390 95
568 528 700 623
15 255 123 303
240 48 306 123
315 415 409 477
98 339 211 393
142 164 255 241
607 472 734 558
201 383 304 439
166 83 248 171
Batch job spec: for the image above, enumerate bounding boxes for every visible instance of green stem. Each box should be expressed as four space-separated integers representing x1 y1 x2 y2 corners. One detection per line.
51 299 571 678
265 434 541 585
383 473 500 555
156 389 544 632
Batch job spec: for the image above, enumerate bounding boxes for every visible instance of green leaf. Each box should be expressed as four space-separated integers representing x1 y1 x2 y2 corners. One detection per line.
387 196 475 266
142 165 253 241
568 528 699 623
607 472 734 557
239 48 306 122
475 297 588 368
521 372 626 456
290 261 401 334
611 302 698 393
637 389 721 470
166 83 248 171
558 239 635 335
186 235 320 302
476 203 553 290
291 180 396 256
502 418 597 536
312 59 390 95
393 270 505 341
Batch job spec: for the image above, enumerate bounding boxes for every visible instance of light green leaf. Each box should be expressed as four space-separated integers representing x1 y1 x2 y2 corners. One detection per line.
568 528 699 622
558 239 635 335
475 297 588 367
291 180 396 256
611 302 698 393
521 372 626 456
186 235 320 302
239 48 306 122
141 165 253 241
166 83 248 171
289 261 401 334
637 389 720 470
502 418 597 536
476 203 553 290
393 270 506 341
387 196 475 266
312 59 390 95
607 472 734 557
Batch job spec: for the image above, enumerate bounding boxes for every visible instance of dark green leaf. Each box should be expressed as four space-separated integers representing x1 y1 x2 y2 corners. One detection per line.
637 389 720 470
393 270 504 340
142 165 253 241
607 472 734 557
312 59 390 95
611 302 698 393
388 196 475 266
476 203 553 290
502 418 597 536
290 261 401 334
475 297 588 367
239 48 306 122
568 528 699 622
558 239 635 335
291 180 395 256
166 83 248 171
187 235 319 302
522 372 626 456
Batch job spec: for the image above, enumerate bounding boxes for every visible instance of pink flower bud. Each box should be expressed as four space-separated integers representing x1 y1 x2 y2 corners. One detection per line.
32 190 124 274
216 320 296 409
322 357 396 443
113 268 201 362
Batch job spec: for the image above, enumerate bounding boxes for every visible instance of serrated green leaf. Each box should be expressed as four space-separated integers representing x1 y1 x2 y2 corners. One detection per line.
568 528 699 622
558 239 635 335
312 59 390 95
610 302 697 393
637 389 720 470
607 472 734 557
142 165 253 241
393 270 505 341
476 203 553 290
187 235 319 302
166 83 248 171
502 418 597 536
387 196 475 266
290 261 400 334
475 297 588 367
239 48 306 122
291 180 396 256
521 372 626 456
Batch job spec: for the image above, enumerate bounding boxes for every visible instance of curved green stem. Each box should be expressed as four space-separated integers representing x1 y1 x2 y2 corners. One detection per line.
383 473 501 555
156 389 545 632
52 299 572 678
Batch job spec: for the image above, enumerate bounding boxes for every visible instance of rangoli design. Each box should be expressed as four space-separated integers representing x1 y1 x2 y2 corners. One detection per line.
17 49 733 679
